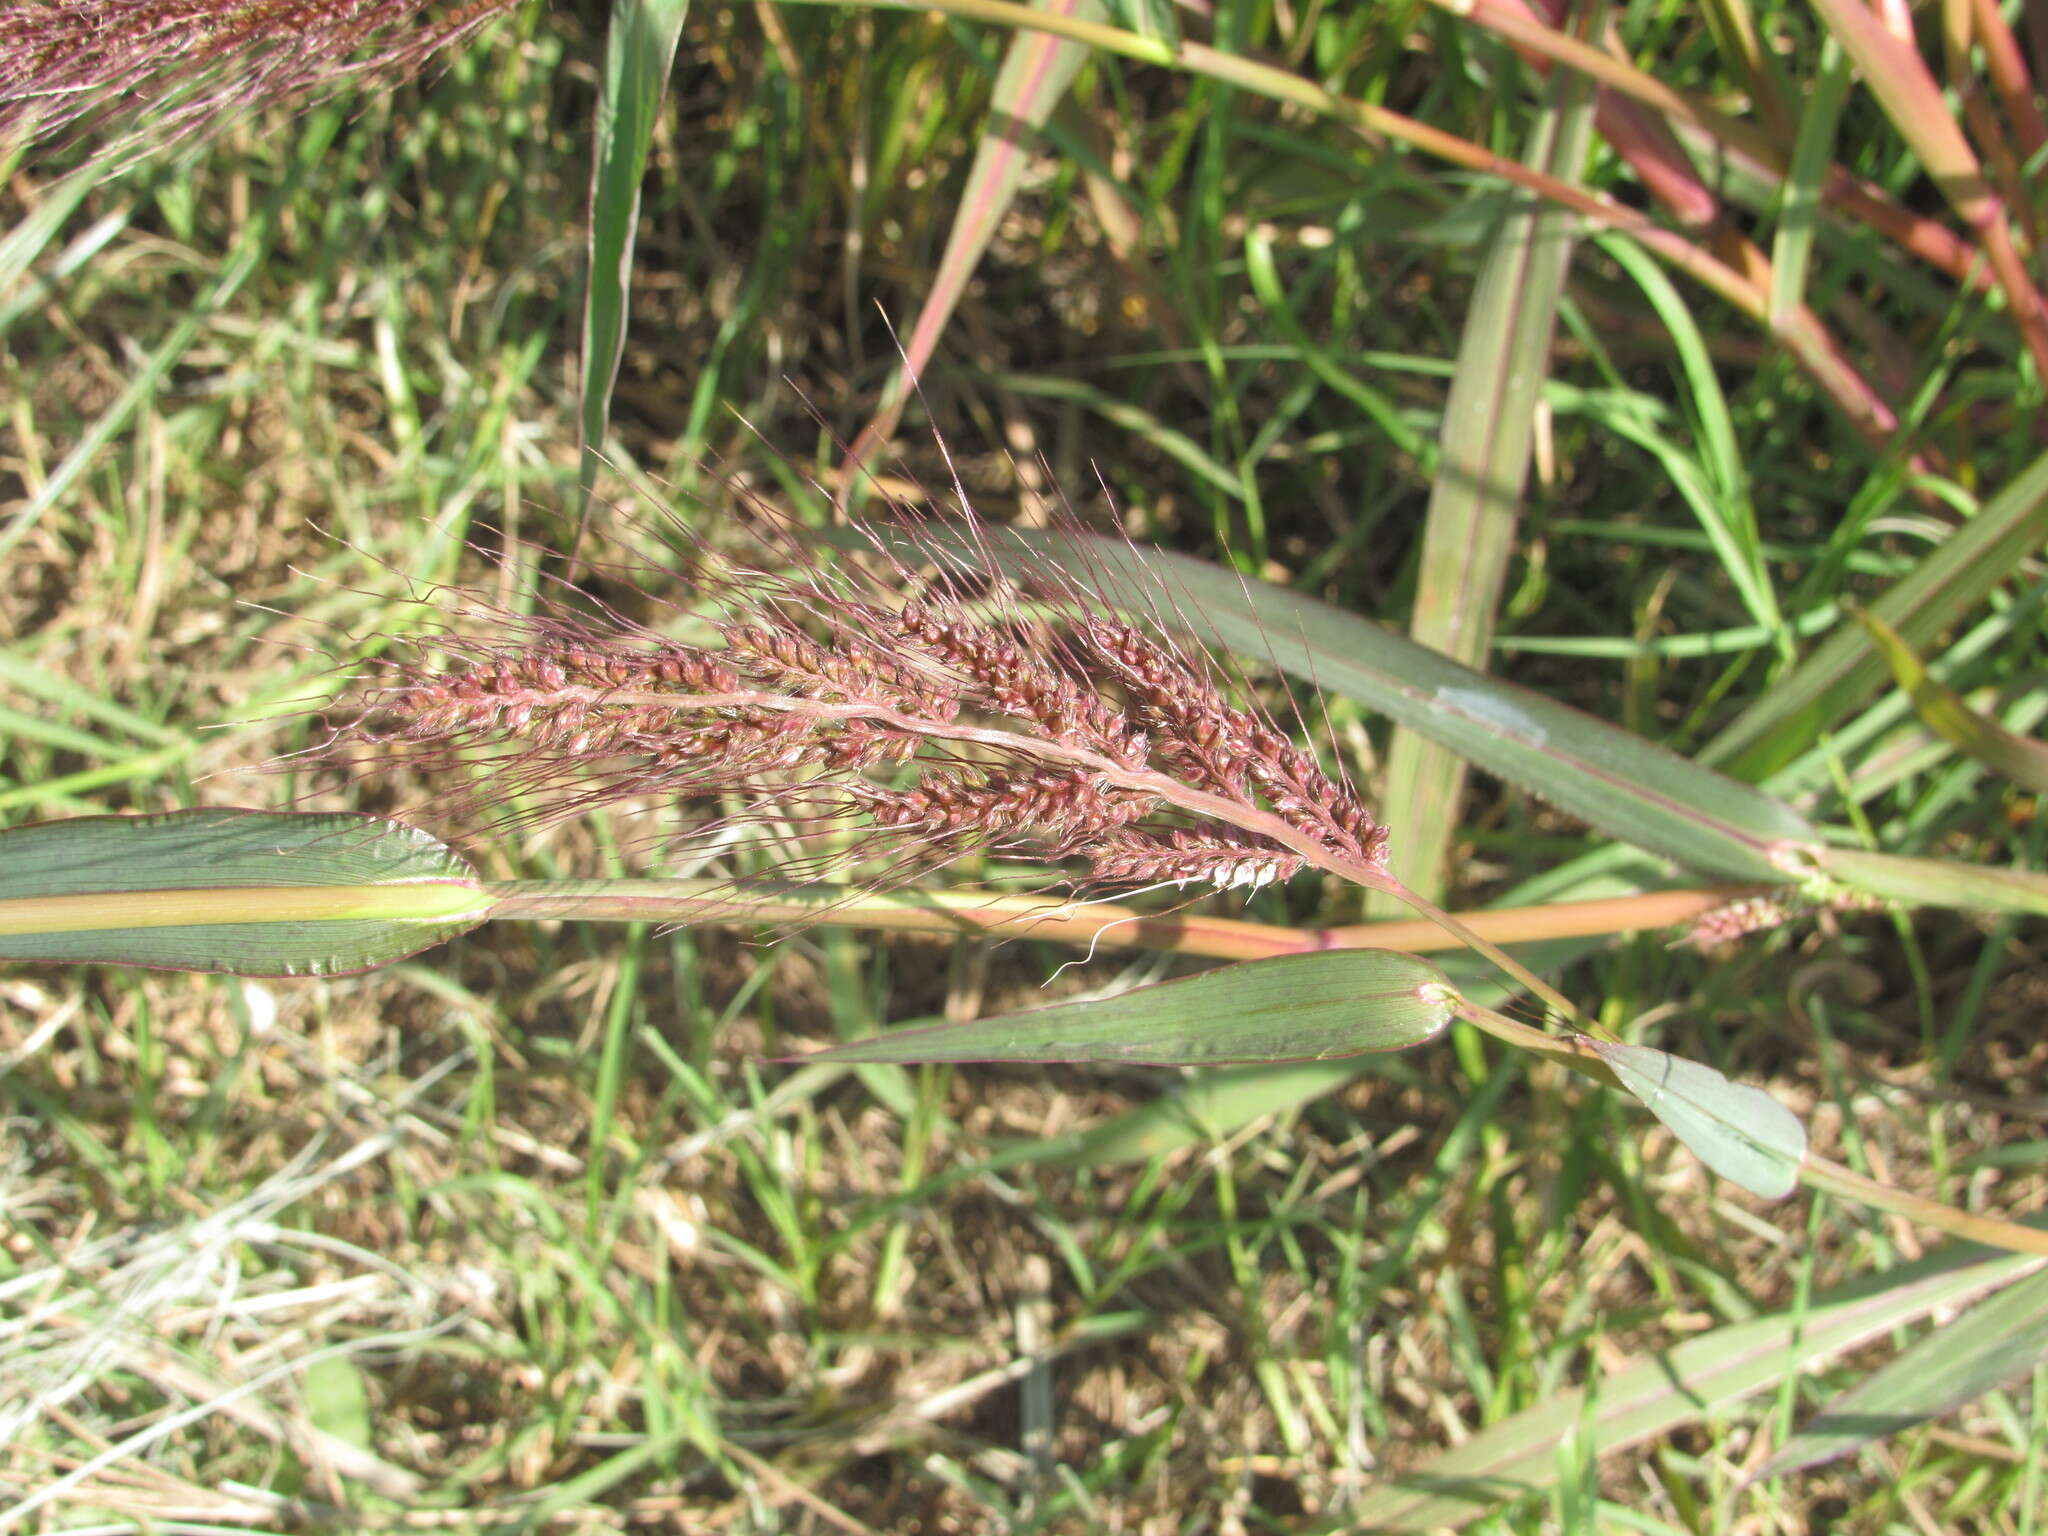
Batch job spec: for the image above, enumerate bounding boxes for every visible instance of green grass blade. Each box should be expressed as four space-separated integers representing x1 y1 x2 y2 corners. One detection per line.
1703 444 2048 779
0 108 340 562
1849 605 2048 794
1011 531 1818 879
792 950 1453 1066
1767 35 1852 327
1378 1 1601 907
0 809 491 976
1597 233 1781 643
1585 1038 1805 1199
1761 1264 2048 1479
579 0 691 513
1812 846 2048 917
986 369 1242 498
1349 1229 2047 1529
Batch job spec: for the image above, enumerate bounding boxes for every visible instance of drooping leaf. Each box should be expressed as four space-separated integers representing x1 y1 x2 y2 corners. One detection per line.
1349 1228 2047 1530
1760 1263 2048 1480
1587 1037 1805 1199
1849 604 2048 793
0 809 491 976
578 0 691 515
794 950 1454 1066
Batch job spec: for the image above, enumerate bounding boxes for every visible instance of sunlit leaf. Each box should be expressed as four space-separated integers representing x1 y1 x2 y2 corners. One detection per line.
578 0 691 514
793 950 1454 1066
1850 604 2048 793
1379 40 1599 907
0 809 491 976
1761 1264 2048 1479
1588 1037 1805 1198
981 529 1819 881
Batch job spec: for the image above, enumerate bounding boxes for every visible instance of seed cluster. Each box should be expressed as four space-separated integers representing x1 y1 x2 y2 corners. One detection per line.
345 536 1388 898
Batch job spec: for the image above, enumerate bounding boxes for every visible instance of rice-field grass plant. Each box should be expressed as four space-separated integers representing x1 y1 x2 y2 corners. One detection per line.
11 0 2048 1529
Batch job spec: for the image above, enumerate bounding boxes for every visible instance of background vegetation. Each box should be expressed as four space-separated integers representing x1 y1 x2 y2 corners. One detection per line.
5 0 2048 1529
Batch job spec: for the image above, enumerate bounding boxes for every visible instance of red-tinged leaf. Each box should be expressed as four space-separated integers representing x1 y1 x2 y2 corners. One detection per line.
1807 0 1990 219
844 0 1104 480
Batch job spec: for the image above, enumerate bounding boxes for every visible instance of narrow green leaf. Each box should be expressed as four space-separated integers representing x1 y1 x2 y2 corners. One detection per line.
1587 1037 1805 1198
999 530 1819 880
579 0 691 510
1379 17 1601 908
1598 234 1779 642
1242 229 1427 461
1849 605 2048 793
1761 1264 2048 1479
1350 1230 2046 1529
1704 445 2048 780
986 370 1241 499
896 856 1672 1169
1768 36 1852 326
1814 846 2048 917
0 810 491 976
793 950 1454 1066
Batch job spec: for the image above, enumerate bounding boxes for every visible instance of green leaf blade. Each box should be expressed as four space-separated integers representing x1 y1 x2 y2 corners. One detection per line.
1589 1037 1806 1199
0 809 490 976
1761 1263 2048 1479
1850 604 2048 793
1704 445 2048 779
1350 1231 2046 1529
1378 13 1601 908
985 530 1820 881
579 0 691 508
795 950 1455 1067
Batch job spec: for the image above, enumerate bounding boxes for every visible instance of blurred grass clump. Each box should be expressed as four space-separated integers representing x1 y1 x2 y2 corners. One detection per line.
6 0 2048 1530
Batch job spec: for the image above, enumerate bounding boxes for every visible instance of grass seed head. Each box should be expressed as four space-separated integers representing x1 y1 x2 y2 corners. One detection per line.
325 485 1390 898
